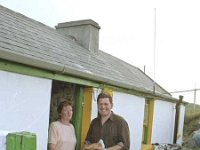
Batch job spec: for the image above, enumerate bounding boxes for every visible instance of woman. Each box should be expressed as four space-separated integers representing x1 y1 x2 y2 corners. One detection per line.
48 101 76 150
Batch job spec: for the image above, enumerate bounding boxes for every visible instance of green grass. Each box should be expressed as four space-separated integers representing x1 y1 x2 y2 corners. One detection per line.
183 103 200 146
185 103 200 114
184 103 200 124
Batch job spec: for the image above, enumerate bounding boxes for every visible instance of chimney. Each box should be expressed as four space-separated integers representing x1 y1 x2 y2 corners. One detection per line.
55 19 100 53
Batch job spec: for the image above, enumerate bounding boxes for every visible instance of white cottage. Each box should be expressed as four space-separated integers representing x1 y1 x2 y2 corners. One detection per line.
0 5 185 150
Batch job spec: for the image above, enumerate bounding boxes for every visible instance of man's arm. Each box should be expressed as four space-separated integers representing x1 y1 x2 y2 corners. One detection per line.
48 143 56 150
83 141 123 150
119 119 130 150
106 144 122 150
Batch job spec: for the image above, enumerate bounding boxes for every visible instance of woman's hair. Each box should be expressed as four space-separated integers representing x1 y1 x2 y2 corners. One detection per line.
57 100 73 114
97 92 113 104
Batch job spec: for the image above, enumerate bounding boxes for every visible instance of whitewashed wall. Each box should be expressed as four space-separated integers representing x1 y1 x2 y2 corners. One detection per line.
0 70 52 150
91 88 101 120
91 89 145 150
151 100 176 144
176 104 185 145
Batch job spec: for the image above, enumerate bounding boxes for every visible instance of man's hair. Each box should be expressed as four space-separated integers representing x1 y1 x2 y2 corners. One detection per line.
57 100 73 114
97 92 113 104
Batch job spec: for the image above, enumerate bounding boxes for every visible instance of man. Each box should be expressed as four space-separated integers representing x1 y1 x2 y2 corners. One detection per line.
84 92 130 150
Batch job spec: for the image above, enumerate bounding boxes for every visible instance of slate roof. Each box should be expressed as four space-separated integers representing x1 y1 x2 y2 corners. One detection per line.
0 5 171 97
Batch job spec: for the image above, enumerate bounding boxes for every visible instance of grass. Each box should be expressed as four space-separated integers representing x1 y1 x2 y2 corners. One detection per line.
183 103 200 147
184 103 200 124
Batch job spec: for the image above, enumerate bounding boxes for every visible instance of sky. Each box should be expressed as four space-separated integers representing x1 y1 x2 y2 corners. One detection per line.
1 0 200 104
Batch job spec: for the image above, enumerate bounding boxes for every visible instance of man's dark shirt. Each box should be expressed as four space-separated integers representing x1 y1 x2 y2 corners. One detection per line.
85 112 130 150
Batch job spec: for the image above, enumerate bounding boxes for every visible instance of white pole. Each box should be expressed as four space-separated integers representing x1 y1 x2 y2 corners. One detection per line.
194 84 196 112
153 8 156 93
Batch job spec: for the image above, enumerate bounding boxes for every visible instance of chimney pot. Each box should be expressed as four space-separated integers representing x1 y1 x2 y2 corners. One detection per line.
55 19 100 53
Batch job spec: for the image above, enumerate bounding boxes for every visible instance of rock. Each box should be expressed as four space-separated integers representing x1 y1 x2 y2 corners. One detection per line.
185 138 197 149
193 131 200 147
153 143 181 150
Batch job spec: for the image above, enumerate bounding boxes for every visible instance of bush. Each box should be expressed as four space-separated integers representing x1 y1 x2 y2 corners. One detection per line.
185 111 200 124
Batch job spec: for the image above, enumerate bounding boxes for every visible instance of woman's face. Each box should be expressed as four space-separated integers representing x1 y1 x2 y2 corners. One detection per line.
60 105 73 121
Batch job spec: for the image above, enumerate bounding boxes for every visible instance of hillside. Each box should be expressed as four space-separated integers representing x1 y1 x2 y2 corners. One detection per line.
182 103 200 149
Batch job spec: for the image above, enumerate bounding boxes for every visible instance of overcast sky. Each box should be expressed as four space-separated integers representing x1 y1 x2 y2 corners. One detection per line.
1 0 200 104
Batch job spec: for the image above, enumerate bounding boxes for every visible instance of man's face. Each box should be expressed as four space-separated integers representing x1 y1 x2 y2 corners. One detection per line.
97 97 113 117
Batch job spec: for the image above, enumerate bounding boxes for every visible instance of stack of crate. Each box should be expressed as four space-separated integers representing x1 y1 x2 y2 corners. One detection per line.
6 132 36 150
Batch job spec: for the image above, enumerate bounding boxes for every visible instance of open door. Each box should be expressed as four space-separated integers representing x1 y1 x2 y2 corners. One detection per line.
49 80 85 150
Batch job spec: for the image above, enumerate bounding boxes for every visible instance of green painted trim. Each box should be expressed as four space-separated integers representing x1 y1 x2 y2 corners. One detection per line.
102 85 150 100
147 100 154 144
0 59 100 87
104 85 178 103
72 86 84 150
0 59 178 104
143 100 149 144
144 126 148 144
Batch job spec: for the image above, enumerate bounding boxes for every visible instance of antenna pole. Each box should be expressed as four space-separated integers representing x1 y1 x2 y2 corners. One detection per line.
194 84 196 112
153 8 156 94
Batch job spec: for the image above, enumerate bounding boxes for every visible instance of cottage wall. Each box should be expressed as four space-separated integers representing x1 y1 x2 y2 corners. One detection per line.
151 100 176 144
176 104 185 145
91 89 145 150
0 70 52 150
